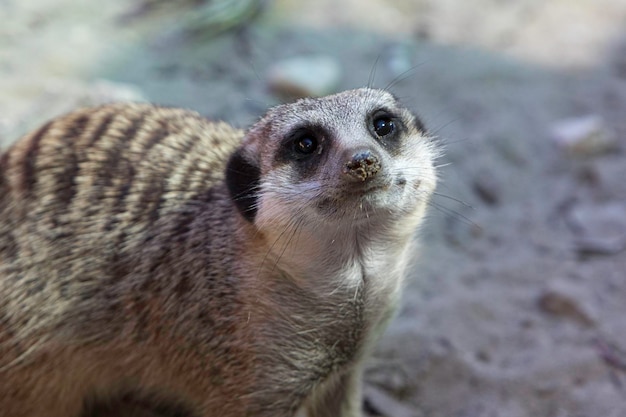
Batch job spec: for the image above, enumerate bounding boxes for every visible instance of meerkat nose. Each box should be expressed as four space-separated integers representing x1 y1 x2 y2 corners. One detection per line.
343 149 381 182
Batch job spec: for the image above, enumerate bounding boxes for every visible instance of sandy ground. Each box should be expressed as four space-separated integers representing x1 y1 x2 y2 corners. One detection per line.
1 1 626 416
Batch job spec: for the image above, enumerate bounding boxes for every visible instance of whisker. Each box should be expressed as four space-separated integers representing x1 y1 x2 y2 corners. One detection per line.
367 55 381 90
426 199 478 228
383 61 427 92
428 117 462 137
272 214 303 272
432 192 474 209
439 136 474 146
256 218 296 279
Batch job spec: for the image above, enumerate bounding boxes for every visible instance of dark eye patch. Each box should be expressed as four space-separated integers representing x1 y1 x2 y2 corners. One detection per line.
271 124 332 180
275 124 329 165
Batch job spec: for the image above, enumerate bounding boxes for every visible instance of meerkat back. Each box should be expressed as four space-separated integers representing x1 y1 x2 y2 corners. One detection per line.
0 89 439 417
0 104 247 417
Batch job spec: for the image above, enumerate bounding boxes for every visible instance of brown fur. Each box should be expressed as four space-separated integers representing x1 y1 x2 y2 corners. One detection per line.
0 90 438 417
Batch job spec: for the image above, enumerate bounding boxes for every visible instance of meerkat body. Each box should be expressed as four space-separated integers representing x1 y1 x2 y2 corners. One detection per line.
0 89 439 417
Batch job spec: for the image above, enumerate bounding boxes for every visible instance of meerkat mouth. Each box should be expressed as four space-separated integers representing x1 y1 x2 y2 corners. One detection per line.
345 182 390 195
346 172 408 196
339 179 395 201
313 179 404 218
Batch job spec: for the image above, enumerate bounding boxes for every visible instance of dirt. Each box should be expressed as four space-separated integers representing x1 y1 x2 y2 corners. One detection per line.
1 1 625 416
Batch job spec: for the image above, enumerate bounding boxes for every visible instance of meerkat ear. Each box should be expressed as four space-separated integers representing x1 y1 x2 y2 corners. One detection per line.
225 147 261 223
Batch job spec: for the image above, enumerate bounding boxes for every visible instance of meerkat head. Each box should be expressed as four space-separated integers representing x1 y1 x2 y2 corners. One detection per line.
226 88 439 239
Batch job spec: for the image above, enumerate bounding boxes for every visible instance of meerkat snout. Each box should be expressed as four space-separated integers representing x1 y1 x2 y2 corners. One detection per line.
343 149 381 182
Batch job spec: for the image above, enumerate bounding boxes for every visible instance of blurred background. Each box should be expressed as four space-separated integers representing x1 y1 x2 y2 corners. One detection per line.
1 1 626 416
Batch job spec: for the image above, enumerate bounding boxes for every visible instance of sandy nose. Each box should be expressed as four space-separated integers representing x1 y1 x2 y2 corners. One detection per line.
343 150 381 181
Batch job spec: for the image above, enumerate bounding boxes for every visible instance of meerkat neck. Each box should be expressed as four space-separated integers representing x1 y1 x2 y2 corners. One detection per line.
252 217 414 294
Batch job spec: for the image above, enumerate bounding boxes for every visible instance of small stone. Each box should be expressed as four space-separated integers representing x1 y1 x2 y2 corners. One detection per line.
364 385 422 417
472 171 500 206
549 115 617 157
267 55 342 99
475 349 491 363
566 202 626 257
534 382 557 397
575 163 601 186
567 202 626 237
537 285 596 327
574 235 626 257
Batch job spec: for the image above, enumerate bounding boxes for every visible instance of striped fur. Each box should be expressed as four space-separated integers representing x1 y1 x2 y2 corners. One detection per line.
1 104 250 417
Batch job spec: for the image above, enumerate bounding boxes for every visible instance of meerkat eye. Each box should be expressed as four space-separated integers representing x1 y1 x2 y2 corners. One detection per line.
293 135 318 155
283 127 325 162
372 114 395 137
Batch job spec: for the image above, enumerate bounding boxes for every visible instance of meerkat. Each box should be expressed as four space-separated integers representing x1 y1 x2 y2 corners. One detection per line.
0 88 439 417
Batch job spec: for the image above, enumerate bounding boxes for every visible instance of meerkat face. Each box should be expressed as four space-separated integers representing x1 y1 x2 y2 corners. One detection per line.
226 88 439 233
